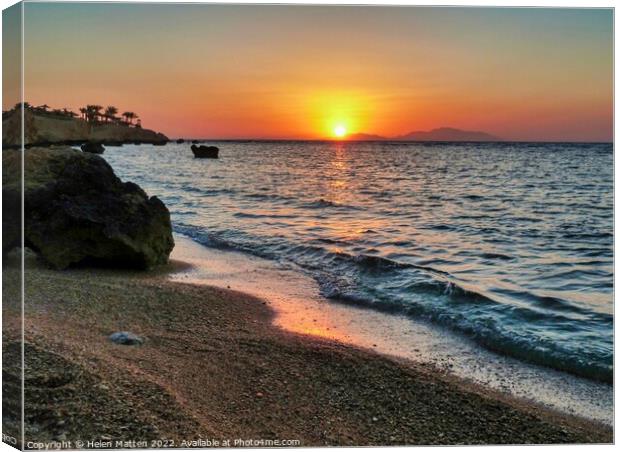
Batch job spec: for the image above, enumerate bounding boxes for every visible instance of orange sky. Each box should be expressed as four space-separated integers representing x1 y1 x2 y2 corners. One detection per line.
5 4 613 141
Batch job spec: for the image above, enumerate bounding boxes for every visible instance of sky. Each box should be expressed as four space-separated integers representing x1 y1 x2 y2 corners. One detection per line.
3 3 614 141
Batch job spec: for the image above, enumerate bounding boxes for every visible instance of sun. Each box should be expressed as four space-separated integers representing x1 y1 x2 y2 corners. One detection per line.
333 125 347 138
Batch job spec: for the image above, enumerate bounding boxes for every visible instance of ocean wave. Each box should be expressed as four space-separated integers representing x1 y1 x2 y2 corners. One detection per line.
322 280 612 383
174 222 611 382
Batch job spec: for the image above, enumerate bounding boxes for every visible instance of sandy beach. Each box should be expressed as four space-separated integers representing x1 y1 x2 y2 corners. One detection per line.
2 250 612 447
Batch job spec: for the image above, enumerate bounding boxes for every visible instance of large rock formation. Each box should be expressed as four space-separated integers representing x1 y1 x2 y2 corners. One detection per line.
2 109 168 147
2 147 174 269
191 144 219 159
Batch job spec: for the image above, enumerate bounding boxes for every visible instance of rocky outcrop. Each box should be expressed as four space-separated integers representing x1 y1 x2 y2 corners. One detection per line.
2 147 174 269
81 142 105 154
2 109 168 147
191 144 219 159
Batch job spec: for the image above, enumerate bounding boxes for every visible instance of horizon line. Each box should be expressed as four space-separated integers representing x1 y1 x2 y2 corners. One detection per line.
177 138 613 144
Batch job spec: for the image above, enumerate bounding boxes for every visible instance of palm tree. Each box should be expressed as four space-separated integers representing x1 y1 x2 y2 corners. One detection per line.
93 105 103 122
85 105 103 123
104 106 118 122
122 111 136 125
79 107 87 120
85 106 94 122
85 105 101 123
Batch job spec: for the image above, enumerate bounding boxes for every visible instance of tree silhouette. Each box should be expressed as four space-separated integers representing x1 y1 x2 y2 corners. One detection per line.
84 105 103 123
84 105 101 123
92 105 103 122
104 106 118 122
14 102 31 111
122 111 136 125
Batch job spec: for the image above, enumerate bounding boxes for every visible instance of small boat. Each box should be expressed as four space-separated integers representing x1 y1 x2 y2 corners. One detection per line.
191 144 219 159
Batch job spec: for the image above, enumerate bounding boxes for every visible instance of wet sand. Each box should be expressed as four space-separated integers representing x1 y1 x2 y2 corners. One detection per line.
2 251 612 447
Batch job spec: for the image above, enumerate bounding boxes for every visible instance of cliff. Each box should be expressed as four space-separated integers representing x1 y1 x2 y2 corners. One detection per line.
2 109 168 147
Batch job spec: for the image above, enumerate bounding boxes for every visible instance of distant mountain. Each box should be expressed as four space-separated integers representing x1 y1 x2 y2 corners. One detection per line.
346 127 500 142
394 127 500 142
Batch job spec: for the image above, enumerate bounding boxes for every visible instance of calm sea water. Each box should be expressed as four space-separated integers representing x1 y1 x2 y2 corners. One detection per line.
104 141 613 383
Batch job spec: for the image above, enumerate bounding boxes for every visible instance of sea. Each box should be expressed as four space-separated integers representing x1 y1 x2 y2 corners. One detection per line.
103 141 613 388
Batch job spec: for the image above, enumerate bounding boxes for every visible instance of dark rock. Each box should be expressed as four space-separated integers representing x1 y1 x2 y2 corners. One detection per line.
191 144 219 159
2 147 174 269
109 332 144 345
176 139 185 144
81 142 105 154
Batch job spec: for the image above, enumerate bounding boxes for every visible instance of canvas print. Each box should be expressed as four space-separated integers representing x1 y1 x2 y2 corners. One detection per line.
1 1 614 448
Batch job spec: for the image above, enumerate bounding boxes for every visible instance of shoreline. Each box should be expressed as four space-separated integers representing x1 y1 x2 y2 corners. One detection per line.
167 234 613 427
2 249 613 446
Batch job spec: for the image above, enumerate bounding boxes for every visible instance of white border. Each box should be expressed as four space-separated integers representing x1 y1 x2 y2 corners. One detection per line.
0 2 616 452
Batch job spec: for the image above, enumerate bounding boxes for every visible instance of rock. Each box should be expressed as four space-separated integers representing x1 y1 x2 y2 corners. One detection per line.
81 142 105 154
191 144 219 159
2 147 174 269
176 139 185 144
109 332 144 345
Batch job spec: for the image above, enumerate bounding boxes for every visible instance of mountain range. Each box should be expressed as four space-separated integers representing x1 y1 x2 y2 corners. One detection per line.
346 127 501 142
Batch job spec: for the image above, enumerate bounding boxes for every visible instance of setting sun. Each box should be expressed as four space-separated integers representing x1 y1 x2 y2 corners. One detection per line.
334 125 347 138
